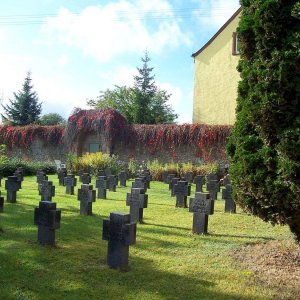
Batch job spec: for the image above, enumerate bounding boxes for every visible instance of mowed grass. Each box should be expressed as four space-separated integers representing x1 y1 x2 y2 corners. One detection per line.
0 175 292 300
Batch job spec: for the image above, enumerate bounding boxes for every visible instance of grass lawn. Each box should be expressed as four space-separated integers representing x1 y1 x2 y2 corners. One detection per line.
0 175 293 300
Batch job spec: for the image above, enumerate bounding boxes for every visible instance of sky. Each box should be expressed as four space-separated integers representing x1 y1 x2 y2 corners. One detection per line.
0 0 240 124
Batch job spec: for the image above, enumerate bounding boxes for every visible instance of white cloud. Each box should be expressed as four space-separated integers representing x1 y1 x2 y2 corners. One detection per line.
43 0 192 62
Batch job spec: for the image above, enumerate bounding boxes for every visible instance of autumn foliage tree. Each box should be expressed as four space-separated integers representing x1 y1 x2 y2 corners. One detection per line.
227 0 300 241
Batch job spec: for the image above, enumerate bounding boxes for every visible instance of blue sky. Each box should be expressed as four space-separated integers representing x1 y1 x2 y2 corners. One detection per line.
0 0 240 123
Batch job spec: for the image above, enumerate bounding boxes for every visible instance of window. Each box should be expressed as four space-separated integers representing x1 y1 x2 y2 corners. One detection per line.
232 32 240 55
89 143 100 153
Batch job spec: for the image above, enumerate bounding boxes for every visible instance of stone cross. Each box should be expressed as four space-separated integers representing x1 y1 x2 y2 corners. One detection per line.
118 171 127 187
34 201 61 246
184 172 194 184
37 171 48 185
80 173 91 185
107 175 117 192
189 192 212 234
5 176 20 203
142 170 151 189
170 177 180 196
102 212 136 269
105 167 112 176
222 174 231 186
77 184 96 215
97 169 105 177
39 180 55 202
206 180 220 201
57 168 67 186
13 170 24 189
193 175 205 192
207 173 218 182
173 181 191 208
64 174 77 195
126 188 148 223
96 176 107 199
222 184 236 213
162 171 169 183
132 177 148 193
0 191 4 212
166 174 176 185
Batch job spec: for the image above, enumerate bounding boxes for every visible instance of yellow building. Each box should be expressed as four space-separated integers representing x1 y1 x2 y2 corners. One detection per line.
192 7 242 125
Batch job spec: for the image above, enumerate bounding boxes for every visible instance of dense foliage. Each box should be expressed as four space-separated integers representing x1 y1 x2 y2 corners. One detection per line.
227 0 300 241
40 113 66 125
66 152 123 175
87 51 178 124
0 125 64 149
131 123 231 161
2 72 42 125
64 108 129 150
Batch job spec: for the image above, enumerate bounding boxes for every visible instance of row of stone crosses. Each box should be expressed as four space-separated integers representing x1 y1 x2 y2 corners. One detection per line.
0 166 234 270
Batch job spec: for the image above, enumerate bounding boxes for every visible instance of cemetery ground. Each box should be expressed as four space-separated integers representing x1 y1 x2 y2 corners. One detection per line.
0 176 299 300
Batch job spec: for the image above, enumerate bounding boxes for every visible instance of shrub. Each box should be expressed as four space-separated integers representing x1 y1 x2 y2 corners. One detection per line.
68 152 123 175
0 158 56 176
227 1 300 242
147 160 220 181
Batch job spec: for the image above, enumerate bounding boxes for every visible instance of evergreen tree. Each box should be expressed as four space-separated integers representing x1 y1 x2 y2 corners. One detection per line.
133 51 157 124
87 51 178 124
2 72 42 125
227 1 300 242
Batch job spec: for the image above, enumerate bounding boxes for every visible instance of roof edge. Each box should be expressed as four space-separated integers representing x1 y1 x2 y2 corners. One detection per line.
191 6 242 58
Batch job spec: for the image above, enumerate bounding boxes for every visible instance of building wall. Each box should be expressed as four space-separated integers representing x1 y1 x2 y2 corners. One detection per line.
192 12 241 125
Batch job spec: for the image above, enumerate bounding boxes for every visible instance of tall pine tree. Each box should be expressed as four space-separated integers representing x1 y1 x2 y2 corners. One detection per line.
2 72 42 125
133 51 157 124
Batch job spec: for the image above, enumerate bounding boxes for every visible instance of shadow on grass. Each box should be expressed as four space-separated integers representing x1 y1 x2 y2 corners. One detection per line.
144 222 190 231
0 243 252 300
209 233 275 241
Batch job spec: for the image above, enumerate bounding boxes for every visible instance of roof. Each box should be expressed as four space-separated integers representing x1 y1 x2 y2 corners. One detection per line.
191 7 242 58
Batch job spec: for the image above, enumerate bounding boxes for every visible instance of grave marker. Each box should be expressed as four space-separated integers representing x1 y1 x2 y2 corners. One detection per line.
57 168 67 186
207 173 218 182
162 171 169 183
118 171 127 187
222 184 236 213
184 172 194 184
34 201 61 246
167 174 176 185
102 212 136 269
193 175 205 192
132 177 148 193
13 170 24 189
96 176 107 199
107 175 117 192
0 191 4 212
80 173 91 185
189 192 212 234
170 177 180 196
37 171 48 185
222 174 231 186
5 176 20 203
0 175 2 187
173 181 191 208
126 188 148 223
64 174 77 195
105 167 112 176
77 184 96 215
142 170 151 188
206 180 220 201
39 180 55 202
